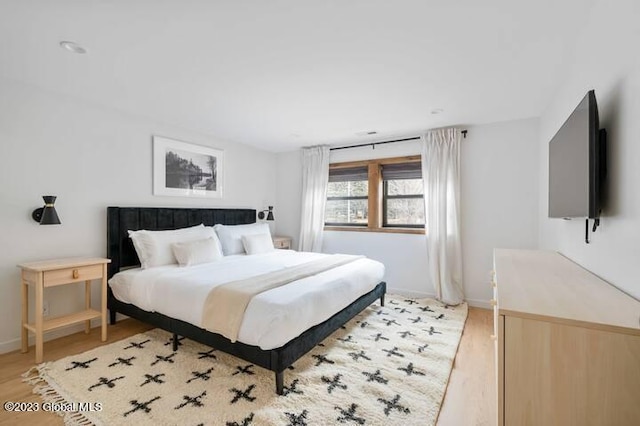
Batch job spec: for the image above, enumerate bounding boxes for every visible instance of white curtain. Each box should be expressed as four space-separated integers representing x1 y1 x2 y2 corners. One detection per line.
421 128 464 305
298 145 330 252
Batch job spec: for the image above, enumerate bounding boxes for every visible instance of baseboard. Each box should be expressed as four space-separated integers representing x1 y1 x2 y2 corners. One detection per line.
388 286 491 309
386 287 434 299
465 298 491 309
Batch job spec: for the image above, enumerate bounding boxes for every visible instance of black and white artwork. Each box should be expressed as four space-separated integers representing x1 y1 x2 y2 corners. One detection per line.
153 136 224 198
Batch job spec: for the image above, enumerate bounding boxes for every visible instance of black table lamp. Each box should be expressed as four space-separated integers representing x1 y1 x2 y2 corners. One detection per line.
258 206 274 221
32 196 61 225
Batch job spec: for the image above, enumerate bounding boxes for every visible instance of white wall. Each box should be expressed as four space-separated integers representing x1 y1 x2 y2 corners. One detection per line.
538 0 640 300
0 78 277 353
462 119 539 305
274 150 303 248
276 118 540 306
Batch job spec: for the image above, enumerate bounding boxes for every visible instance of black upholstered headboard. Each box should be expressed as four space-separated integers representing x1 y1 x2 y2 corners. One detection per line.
107 207 256 279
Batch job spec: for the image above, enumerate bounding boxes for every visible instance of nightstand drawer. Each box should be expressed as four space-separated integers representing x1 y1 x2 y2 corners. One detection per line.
44 264 103 287
274 239 289 249
272 236 292 249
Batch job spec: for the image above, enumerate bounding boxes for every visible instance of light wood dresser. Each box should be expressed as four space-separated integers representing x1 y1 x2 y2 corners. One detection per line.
18 257 111 363
493 249 640 426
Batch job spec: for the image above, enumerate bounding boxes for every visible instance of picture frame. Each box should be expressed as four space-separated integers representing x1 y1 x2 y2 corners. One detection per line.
153 136 224 198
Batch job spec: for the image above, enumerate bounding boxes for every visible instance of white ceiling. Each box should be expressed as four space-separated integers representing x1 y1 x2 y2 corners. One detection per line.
0 0 593 152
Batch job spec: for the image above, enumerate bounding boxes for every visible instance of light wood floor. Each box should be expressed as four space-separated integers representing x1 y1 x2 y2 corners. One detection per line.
438 307 496 426
0 308 494 425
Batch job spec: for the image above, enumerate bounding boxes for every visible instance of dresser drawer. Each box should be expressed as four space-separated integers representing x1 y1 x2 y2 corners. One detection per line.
44 264 103 287
492 281 498 337
490 271 498 337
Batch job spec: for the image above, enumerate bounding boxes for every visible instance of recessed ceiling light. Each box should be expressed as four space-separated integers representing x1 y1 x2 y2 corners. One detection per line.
431 108 444 115
59 41 87 54
356 130 378 136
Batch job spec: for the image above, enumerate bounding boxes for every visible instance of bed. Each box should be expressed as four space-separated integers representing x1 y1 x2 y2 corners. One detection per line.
106 206 386 394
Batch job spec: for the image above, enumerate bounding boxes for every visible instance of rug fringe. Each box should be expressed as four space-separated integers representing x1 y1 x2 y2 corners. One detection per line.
21 363 50 384
64 411 95 426
22 364 96 426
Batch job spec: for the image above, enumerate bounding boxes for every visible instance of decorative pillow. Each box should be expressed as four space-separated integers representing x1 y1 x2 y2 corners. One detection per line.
214 223 272 255
242 233 275 255
172 237 223 267
128 224 217 268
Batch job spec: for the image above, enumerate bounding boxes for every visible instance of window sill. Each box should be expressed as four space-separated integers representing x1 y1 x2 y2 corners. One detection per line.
324 226 425 235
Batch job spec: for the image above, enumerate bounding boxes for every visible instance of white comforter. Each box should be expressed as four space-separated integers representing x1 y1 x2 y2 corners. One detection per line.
109 250 384 349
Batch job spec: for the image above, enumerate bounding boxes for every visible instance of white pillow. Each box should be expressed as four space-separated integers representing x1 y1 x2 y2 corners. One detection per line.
242 233 275 255
172 237 223 267
214 223 271 255
128 224 217 268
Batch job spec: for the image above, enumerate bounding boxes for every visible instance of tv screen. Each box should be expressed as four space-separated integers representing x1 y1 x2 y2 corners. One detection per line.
548 90 602 219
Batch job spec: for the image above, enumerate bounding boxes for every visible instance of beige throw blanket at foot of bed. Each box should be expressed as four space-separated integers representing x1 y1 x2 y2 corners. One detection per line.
202 254 363 342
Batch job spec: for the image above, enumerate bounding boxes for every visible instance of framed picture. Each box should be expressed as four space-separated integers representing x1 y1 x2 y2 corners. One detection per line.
153 136 224 198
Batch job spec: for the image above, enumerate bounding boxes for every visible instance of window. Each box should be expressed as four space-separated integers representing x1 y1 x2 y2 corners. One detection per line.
325 166 369 226
382 162 424 227
324 156 425 234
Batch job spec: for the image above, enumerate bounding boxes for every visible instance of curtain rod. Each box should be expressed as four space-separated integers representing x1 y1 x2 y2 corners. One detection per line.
329 130 467 151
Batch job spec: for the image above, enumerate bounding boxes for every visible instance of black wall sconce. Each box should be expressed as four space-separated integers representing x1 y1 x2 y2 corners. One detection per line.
32 195 61 225
258 206 274 221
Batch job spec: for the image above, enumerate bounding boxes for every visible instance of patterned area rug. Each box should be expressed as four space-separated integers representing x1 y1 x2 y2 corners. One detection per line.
24 295 467 426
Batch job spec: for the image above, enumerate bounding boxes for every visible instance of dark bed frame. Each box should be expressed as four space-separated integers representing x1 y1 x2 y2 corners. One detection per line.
106 206 386 394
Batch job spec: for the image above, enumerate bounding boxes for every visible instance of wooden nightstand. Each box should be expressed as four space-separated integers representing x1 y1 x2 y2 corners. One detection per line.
272 236 292 249
17 257 111 363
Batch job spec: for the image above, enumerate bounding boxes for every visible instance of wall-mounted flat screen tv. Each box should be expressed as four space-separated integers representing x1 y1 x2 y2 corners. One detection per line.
548 90 606 221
